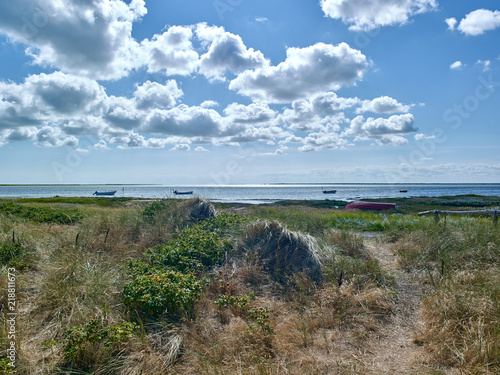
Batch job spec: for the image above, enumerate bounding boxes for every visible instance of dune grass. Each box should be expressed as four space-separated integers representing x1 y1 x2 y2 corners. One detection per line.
389 216 500 374
0 197 497 374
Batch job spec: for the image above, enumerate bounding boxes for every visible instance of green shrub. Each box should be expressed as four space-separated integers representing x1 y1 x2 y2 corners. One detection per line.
197 212 245 233
124 215 240 319
247 307 274 335
123 270 203 318
63 320 137 368
129 225 232 275
214 293 254 313
0 358 15 374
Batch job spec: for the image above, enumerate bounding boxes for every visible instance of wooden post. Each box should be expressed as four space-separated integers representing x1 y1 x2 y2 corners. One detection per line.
494 210 498 227
434 210 440 223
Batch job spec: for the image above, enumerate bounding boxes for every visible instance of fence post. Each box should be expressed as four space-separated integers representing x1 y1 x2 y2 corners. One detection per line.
434 210 440 224
494 210 498 227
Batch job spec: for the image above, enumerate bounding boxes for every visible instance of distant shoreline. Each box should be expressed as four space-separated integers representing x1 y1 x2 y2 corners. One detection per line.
1 183 500 186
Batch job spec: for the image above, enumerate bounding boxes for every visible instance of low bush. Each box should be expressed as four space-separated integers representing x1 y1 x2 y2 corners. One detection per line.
128 225 232 275
62 320 137 370
123 270 203 318
124 215 242 319
214 293 254 315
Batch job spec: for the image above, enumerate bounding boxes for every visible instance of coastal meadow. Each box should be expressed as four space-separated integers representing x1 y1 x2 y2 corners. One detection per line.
0 196 497 374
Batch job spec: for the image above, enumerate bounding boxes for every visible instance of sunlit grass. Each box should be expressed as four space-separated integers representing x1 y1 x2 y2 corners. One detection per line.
0 197 497 374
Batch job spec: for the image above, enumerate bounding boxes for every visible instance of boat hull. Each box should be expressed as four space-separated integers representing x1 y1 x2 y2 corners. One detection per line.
345 201 398 210
323 190 337 194
173 191 193 195
93 191 117 196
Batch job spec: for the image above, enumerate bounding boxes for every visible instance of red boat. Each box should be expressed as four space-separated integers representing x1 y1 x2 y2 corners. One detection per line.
345 201 398 210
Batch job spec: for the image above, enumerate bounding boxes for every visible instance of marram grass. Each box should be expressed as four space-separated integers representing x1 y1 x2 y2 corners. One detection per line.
0 197 497 374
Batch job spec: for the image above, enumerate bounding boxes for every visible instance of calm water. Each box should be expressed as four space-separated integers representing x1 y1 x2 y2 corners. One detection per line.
1 184 499 204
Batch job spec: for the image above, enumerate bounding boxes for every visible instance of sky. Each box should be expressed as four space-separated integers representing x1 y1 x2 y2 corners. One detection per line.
0 0 499 185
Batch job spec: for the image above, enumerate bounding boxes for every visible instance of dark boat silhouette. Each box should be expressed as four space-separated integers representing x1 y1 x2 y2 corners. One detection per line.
322 189 337 194
173 190 193 195
93 191 117 196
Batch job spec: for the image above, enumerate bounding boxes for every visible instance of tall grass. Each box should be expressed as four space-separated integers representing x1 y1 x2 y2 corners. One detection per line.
246 206 431 235
417 268 499 373
391 216 500 373
1 198 497 374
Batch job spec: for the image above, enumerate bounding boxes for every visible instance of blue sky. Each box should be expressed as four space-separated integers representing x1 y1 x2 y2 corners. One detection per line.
0 0 499 184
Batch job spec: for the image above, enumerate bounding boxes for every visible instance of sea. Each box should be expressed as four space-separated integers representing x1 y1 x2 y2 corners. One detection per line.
1 184 499 204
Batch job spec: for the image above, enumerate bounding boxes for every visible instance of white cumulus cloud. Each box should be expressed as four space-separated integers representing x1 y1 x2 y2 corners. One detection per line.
200 100 220 108
358 96 410 114
223 103 276 125
34 126 79 147
141 25 199 76
450 61 464 70
343 113 417 145
445 17 457 30
196 24 269 81
0 71 106 129
320 0 438 31
457 9 500 36
171 143 191 151
134 80 183 110
414 133 435 140
299 131 351 151
229 42 368 103
476 59 491 72
143 105 224 137
0 0 146 80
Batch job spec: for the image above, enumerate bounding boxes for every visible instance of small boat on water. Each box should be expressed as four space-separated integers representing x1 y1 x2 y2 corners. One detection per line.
173 190 193 195
93 191 117 196
345 201 398 210
399 190 408 193
322 189 337 194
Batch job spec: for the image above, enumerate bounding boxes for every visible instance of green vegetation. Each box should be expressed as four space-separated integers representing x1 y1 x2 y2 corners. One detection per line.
214 293 254 312
0 196 497 374
123 270 203 318
123 213 243 319
323 230 392 289
63 320 137 368
389 216 499 374
245 205 429 234
0 241 37 269
15 196 136 207
0 201 83 224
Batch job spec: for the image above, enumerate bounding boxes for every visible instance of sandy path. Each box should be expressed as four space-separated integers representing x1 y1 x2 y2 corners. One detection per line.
361 237 426 374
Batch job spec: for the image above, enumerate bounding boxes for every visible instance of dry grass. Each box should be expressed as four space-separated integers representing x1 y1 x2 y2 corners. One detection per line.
0 199 497 374
170 281 392 374
390 217 500 374
417 268 500 374
244 220 323 284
